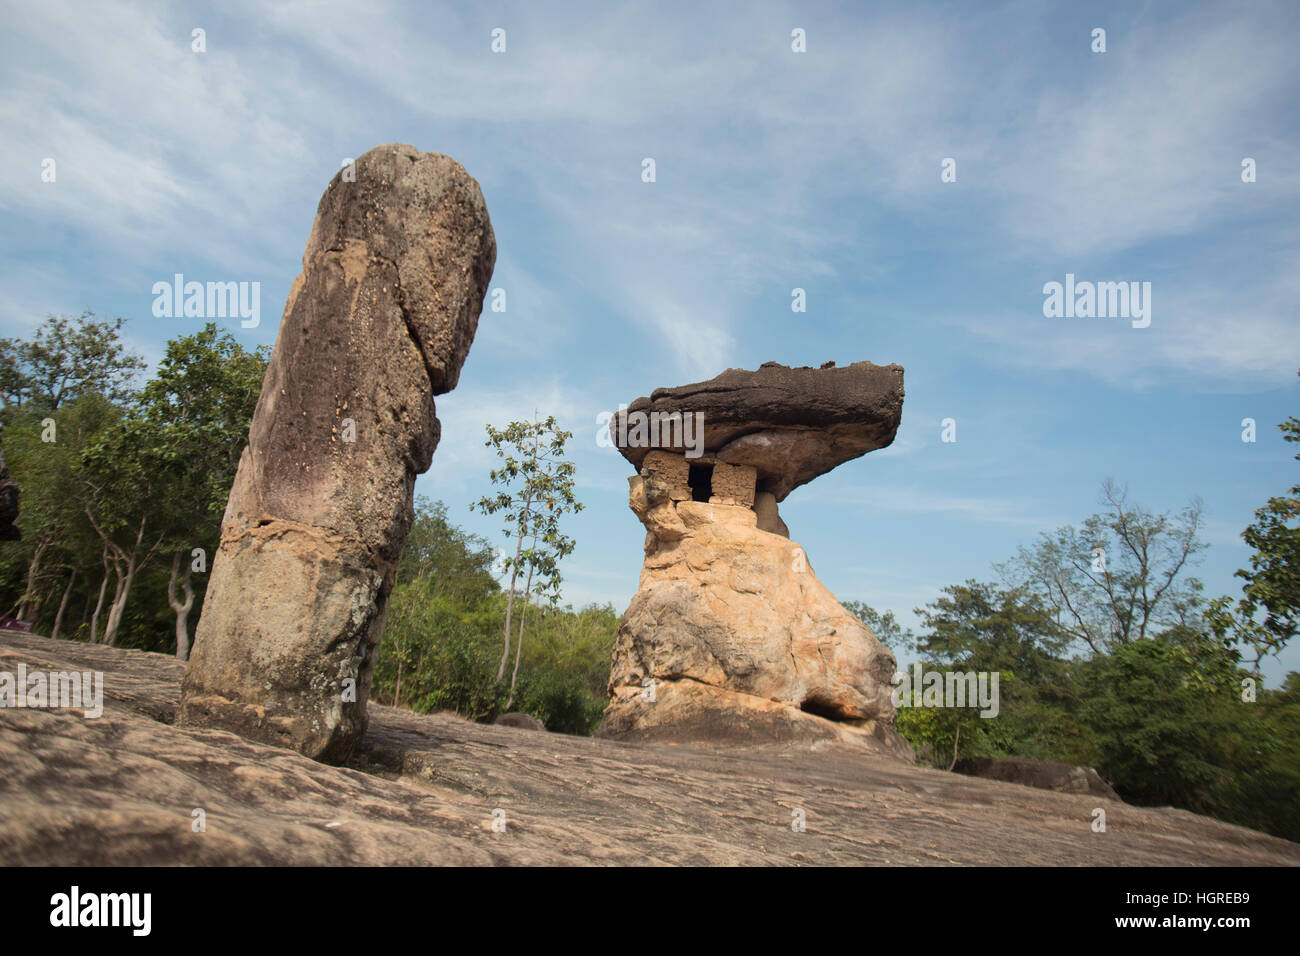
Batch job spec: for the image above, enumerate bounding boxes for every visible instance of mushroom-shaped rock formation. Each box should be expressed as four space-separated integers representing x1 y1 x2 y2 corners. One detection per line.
597 361 912 759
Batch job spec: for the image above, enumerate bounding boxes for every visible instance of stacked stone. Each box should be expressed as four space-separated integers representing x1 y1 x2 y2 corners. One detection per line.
599 361 912 759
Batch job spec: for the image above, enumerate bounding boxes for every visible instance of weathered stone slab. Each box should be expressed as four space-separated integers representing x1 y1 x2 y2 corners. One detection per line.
954 757 1122 800
612 360 904 501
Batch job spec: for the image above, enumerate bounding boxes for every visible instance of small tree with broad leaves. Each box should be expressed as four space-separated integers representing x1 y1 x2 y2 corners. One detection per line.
472 416 582 707
1207 381 1300 673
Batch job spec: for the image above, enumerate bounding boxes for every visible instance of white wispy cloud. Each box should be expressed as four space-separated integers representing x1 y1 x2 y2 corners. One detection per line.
834 483 1060 528
2 0 1296 406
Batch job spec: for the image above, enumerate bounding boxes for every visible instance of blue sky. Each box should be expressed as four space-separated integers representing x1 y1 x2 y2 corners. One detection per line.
2 1 1297 683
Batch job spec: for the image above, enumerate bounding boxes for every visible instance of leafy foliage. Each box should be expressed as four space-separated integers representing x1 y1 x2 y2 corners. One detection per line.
892 522 1298 841
841 600 912 651
1239 673 1300 841
0 312 144 412
897 581 1093 768
999 480 1206 654
471 416 583 704
1078 638 1268 817
0 319 265 652
371 497 612 734
1207 384 1300 670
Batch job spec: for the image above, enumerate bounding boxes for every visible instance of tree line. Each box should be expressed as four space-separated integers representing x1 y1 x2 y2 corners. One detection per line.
0 313 607 733
860 433 1299 841
0 313 267 653
1 313 1295 841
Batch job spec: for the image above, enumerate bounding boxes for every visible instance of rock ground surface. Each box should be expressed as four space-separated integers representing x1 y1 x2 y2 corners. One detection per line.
3 634 1296 866
179 144 496 763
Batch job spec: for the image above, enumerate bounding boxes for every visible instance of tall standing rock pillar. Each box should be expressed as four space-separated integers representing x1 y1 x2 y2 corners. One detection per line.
179 144 496 762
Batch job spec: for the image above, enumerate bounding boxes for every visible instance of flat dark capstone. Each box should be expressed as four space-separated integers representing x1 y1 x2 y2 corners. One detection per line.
611 360 904 500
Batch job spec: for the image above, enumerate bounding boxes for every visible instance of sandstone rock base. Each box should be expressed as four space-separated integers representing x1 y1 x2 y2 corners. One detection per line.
600 679 911 758
598 494 911 758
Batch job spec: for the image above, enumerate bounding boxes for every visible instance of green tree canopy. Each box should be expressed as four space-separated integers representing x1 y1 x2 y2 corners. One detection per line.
841 600 913 652
999 480 1206 655
0 312 144 412
1079 637 1268 815
1208 382 1300 670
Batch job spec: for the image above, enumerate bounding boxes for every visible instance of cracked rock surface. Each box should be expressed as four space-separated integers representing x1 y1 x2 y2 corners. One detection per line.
179 144 496 763
5 634 1297 866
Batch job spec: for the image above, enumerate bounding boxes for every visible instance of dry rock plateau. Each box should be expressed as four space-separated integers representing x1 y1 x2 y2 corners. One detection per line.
4 633 1296 866
599 361 910 756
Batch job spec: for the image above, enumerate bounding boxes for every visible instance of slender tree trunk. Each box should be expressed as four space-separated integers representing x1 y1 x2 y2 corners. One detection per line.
497 496 532 684
90 513 162 649
167 550 195 660
390 603 407 707
507 547 537 709
103 565 132 647
89 546 111 644
498 426 545 685
78 579 94 629
19 536 50 622
50 567 77 640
